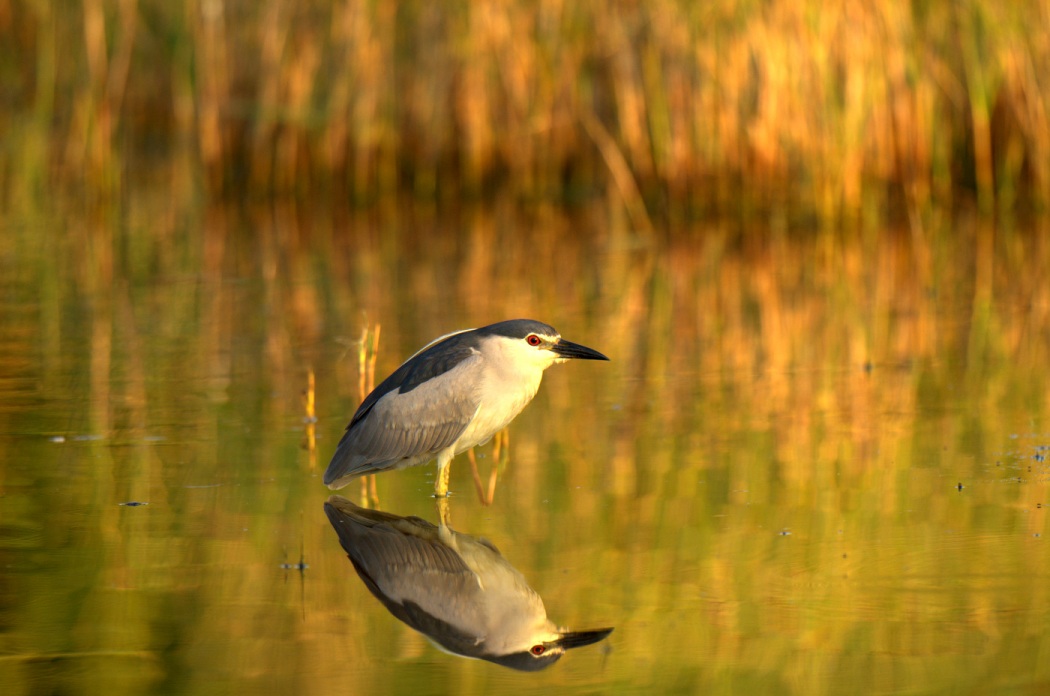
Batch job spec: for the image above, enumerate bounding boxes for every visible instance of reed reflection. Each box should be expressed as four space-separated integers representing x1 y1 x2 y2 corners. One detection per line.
323 496 613 671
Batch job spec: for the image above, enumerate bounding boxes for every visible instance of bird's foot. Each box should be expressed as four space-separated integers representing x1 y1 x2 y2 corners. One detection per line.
433 462 452 498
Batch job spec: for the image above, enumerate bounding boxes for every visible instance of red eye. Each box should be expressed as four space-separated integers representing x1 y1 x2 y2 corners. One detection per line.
526 335 541 347
530 644 546 656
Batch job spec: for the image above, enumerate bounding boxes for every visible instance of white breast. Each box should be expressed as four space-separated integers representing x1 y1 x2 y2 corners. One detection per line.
451 336 551 454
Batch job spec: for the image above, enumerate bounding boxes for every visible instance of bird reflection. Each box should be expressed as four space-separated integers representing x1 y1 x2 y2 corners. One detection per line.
323 496 613 671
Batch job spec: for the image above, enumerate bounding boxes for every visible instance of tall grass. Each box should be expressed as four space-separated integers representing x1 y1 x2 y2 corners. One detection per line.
3 0 1050 223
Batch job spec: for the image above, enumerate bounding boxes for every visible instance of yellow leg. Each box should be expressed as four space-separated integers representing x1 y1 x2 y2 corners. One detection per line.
466 430 508 506
435 496 452 527
434 459 452 497
492 429 505 462
468 448 488 505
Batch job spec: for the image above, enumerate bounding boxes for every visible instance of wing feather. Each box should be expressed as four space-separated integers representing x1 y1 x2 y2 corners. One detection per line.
323 350 483 487
348 339 480 429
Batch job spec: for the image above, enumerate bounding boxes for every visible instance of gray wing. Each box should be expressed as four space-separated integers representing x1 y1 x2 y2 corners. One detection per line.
324 346 483 487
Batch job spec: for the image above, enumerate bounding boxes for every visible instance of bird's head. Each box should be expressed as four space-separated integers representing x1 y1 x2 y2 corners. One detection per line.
478 319 609 372
486 626 615 672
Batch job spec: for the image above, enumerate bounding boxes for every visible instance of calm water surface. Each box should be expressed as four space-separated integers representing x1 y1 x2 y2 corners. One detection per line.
1 203 1049 694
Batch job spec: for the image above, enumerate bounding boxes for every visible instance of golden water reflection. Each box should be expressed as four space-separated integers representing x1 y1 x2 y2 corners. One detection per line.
0 201 1049 694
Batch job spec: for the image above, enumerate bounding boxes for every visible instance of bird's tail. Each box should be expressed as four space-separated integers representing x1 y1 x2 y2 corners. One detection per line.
322 440 403 489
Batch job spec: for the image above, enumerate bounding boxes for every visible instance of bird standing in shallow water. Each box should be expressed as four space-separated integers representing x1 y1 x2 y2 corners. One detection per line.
324 319 609 497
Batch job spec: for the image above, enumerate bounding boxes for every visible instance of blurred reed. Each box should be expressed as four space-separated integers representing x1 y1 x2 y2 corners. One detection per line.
301 368 316 468
4 0 1050 223
356 322 380 506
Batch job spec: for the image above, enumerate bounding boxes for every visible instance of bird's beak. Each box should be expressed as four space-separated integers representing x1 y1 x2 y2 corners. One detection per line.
554 627 614 650
551 339 609 361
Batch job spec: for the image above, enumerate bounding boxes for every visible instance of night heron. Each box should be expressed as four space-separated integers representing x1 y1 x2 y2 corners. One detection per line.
324 319 609 497
324 495 613 670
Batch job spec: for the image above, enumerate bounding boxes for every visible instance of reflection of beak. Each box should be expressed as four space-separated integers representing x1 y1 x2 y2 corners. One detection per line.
551 339 609 361
555 627 614 650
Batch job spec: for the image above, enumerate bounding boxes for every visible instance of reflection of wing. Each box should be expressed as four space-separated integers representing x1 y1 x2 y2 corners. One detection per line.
325 501 477 591
323 497 613 671
323 345 483 485
324 498 487 651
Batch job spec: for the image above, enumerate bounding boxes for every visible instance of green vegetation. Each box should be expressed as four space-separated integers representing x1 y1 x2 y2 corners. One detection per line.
3 0 1050 223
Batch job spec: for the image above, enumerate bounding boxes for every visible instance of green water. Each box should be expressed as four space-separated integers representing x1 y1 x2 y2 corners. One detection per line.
1 203 1049 694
